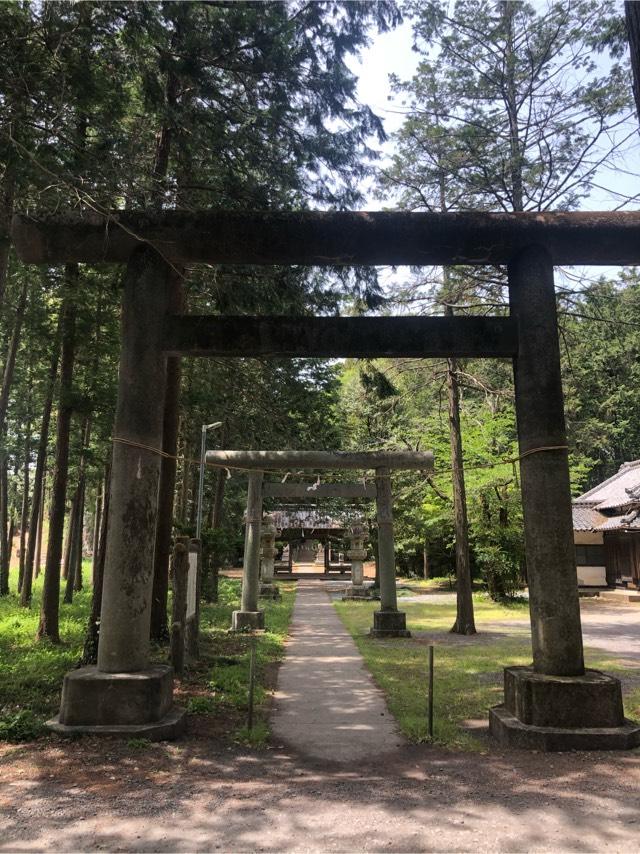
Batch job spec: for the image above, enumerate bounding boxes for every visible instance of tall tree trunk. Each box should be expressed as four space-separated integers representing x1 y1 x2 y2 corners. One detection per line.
81 463 110 665
6 513 14 575
0 171 16 312
204 461 227 603
91 481 103 588
0 276 29 432
73 478 85 592
22 342 59 605
625 2 640 124
148 31 185 640
17 416 31 593
61 494 74 582
502 1 524 213
63 488 80 604
37 265 77 642
0 460 9 595
64 418 90 603
150 274 183 641
34 474 45 579
423 541 430 580
0 276 29 582
447 347 476 635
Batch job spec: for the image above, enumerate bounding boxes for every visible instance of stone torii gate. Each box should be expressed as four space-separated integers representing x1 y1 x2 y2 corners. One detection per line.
208 449 433 636
12 209 640 749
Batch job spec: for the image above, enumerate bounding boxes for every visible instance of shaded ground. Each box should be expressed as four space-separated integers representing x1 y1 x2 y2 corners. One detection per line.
3 736 640 852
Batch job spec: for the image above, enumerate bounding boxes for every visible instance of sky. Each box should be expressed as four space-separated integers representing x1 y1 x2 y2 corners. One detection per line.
347 6 640 297
353 10 640 211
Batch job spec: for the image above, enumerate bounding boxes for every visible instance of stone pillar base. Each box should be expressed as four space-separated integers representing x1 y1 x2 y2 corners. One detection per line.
369 609 411 638
489 666 640 751
259 582 280 600
46 664 186 740
342 585 373 601
231 609 265 631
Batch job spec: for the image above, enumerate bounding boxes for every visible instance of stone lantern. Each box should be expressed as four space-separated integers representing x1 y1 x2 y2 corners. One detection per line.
343 517 370 599
259 512 280 599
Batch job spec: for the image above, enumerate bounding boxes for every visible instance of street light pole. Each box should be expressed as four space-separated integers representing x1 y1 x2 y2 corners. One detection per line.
196 421 223 540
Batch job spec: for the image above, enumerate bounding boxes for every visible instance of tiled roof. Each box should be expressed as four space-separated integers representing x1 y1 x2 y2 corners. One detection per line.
572 504 608 531
575 460 640 512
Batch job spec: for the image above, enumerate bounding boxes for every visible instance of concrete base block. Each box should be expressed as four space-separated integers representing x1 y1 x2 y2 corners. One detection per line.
369 609 411 638
47 705 186 741
489 705 640 751
47 664 186 740
231 609 265 631
342 585 372 601
488 665 640 751
259 583 280 600
504 666 624 728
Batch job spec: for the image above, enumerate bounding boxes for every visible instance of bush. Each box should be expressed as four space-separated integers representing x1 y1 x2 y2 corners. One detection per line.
474 545 522 600
0 709 45 742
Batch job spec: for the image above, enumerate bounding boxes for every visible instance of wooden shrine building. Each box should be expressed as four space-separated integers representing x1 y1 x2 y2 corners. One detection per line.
573 460 640 589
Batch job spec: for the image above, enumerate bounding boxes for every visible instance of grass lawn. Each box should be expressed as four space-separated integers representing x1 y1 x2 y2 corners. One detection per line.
335 593 640 751
0 566 295 744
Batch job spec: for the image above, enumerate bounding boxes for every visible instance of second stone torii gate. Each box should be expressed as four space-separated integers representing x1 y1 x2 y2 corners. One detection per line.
209 449 434 637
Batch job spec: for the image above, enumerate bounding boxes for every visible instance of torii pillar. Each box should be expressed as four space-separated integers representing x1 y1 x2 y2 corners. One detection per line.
370 467 410 637
47 247 185 738
489 246 640 750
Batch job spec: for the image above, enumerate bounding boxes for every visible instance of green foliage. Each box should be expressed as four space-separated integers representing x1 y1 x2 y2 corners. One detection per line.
386 0 632 213
562 269 640 490
186 696 216 715
126 737 152 750
0 570 296 744
0 709 45 743
195 579 296 740
0 566 92 740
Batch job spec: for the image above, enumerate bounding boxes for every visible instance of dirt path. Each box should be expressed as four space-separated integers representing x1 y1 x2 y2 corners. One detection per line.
2 737 640 852
270 580 404 762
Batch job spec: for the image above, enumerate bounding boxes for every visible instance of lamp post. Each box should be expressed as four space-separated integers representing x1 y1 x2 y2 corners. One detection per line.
196 421 223 539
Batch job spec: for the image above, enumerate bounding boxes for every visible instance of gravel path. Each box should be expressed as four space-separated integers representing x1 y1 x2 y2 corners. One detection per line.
270 580 404 762
485 599 640 661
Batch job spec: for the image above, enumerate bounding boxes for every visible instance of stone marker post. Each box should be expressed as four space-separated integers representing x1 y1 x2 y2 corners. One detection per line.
370 467 410 636
47 246 185 739
259 512 279 599
232 471 265 630
171 537 189 677
342 518 370 600
489 244 639 750
186 538 201 658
